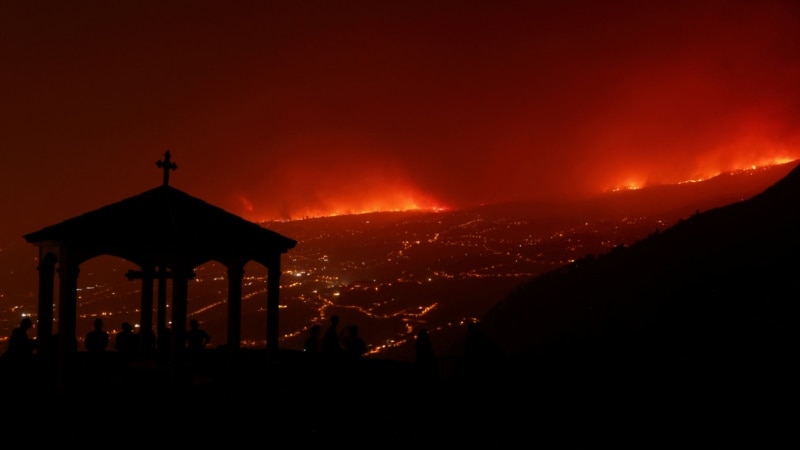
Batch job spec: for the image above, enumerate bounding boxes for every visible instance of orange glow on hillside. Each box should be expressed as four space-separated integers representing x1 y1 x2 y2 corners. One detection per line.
286 192 449 220
605 155 799 193
238 195 254 212
242 181 448 222
246 155 798 221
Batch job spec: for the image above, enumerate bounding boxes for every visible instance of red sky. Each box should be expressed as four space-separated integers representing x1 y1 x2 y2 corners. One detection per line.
2 0 799 248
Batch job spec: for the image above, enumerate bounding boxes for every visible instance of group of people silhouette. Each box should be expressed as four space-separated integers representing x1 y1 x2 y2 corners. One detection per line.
1 316 212 369
4 312 503 388
301 315 503 383
304 315 367 361
412 321 503 383
83 318 139 357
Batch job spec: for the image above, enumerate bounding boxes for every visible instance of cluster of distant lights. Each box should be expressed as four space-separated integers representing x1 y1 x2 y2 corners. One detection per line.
609 158 798 193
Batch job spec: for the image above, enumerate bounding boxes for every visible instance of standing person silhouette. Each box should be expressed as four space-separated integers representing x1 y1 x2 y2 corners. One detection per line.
85 318 109 353
463 321 503 381
156 327 172 366
4 317 36 360
303 324 322 354
186 319 211 363
114 321 140 360
321 315 343 359
414 328 437 382
2 317 37 383
341 324 367 361
138 327 156 358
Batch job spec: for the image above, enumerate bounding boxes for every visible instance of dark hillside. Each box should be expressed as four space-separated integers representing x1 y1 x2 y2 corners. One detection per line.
479 161 799 399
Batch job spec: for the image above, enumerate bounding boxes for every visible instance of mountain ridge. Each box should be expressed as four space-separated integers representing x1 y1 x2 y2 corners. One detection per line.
478 161 799 383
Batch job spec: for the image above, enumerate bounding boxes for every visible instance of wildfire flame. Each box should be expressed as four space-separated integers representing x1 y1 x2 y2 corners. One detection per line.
240 182 448 222
607 156 798 193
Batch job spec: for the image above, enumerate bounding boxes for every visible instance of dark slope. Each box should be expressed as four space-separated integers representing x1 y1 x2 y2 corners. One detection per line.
480 161 800 392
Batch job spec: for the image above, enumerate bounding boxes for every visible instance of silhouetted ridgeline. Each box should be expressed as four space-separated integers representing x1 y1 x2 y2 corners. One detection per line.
480 161 799 388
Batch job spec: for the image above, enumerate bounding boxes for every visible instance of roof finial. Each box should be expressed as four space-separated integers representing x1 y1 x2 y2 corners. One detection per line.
156 150 178 186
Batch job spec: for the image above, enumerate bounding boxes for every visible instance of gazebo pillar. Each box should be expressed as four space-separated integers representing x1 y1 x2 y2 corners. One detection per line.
126 264 170 355
226 262 245 353
56 255 80 390
167 264 193 389
156 265 169 352
266 254 282 361
35 251 57 361
138 263 155 341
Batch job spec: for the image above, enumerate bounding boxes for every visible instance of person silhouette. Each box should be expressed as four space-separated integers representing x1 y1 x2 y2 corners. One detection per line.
341 324 367 361
114 321 140 359
463 321 503 381
2 317 37 382
85 318 110 353
138 327 156 358
4 317 36 360
303 324 322 354
186 319 211 360
156 327 172 366
414 328 437 382
322 315 343 358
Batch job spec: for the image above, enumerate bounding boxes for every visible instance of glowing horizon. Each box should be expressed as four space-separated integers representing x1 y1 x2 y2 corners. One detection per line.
250 156 800 222
247 185 451 222
605 156 798 193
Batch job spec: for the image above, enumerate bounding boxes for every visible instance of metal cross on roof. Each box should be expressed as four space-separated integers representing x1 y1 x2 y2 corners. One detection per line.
156 150 178 186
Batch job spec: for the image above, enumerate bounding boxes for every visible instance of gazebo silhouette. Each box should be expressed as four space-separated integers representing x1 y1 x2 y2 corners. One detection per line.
23 151 297 390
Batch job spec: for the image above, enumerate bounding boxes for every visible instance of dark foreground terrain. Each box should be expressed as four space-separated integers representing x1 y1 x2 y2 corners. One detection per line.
2 345 791 447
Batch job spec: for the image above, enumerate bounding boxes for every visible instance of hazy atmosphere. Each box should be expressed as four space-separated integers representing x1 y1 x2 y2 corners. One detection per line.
2 0 799 247
1 3 796 441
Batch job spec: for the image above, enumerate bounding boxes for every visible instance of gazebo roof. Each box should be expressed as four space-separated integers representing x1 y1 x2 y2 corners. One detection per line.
23 184 297 268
